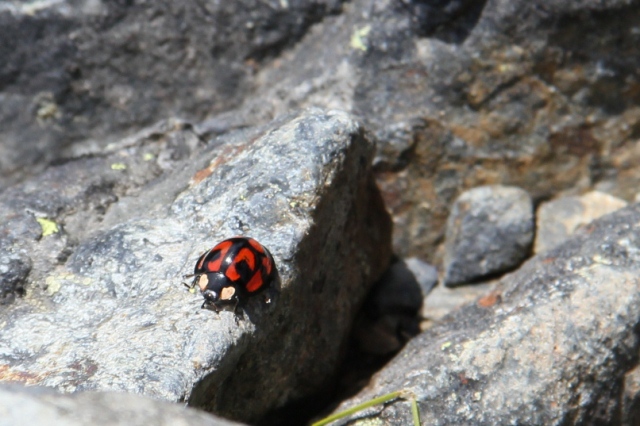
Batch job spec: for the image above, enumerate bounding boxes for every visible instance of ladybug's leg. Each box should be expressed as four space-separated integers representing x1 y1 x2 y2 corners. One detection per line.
201 300 222 314
232 297 245 319
182 274 196 289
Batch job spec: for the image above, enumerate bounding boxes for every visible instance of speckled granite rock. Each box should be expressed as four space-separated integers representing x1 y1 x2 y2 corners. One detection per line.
0 109 392 424
535 190 628 254
0 384 244 426
328 203 640 425
443 185 533 286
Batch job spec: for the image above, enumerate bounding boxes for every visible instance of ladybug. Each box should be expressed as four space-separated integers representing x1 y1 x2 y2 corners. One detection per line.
186 237 276 312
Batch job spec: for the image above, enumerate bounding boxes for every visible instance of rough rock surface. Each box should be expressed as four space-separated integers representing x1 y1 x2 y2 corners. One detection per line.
421 280 498 327
535 190 628 254
0 384 243 426
622 364 640 426
0 0 344 189
329 203 640 425
2 0 640 424
443 185 533 286
0 109 392 424
4 0 640 260
236 0 640 259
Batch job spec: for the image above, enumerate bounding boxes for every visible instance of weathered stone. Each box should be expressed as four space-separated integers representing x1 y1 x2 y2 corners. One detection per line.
0 1 343 190
535 190 628 254
328 203 640 425
231 0 640 260
3 0 640 422
0 240 31 305
404 257 439 297
0 109 392 424
421 280 498 327
0 384 244 426
622 364 640 426
443 185 533 286
4 0 640 262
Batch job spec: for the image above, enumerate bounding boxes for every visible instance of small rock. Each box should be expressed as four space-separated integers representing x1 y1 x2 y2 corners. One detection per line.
0 384 244 426
405 257 439 296
443 185 533 286
534 190 628 254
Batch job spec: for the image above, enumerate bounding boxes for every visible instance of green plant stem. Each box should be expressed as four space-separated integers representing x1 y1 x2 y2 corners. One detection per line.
310 389 424 426
311 390 403 426
410 397 420 425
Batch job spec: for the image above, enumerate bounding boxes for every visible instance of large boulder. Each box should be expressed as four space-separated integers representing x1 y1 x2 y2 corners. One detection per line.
0 109 392 424
327 203 640 424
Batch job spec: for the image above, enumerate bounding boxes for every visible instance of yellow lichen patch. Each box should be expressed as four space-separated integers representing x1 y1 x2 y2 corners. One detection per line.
45 276 63 295
143 153 155 161
44 272 79 295
110 163 127 170
35 92 60 123
350 25 371 51
36 217 59 236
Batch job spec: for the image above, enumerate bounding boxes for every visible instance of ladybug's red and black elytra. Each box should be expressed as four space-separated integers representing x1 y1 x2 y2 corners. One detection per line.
186 236 276 313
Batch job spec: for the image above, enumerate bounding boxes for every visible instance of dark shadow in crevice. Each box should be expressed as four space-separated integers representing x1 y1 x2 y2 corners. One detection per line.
396 0 488 45
259 256 425 426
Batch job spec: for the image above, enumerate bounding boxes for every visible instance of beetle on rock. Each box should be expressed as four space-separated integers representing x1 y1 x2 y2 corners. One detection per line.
185 236 276 313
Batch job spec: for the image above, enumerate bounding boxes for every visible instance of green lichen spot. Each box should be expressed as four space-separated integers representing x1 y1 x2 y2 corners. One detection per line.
350 25 371 51
37 218 59 236
143 153 155 161
111 163 127 170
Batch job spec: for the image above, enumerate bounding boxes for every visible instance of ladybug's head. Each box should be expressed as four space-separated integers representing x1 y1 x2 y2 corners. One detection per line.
195 272 238 308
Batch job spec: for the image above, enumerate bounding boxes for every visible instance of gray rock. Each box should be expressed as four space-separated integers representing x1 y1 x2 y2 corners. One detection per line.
0 240 31 305
0 0 343 189
238 0 640 261
443 185 533 286
535 190 628 254
3 0 640 265
404 257 439 297
421 280 498 326
327 202 640 425
622 364 640 426
0 109 392 424
0 384 243 426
